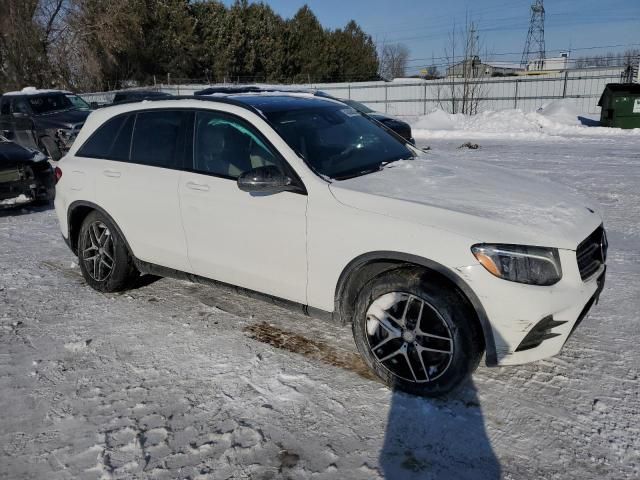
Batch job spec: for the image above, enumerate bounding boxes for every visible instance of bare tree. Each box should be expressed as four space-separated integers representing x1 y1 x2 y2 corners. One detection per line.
379 43 410 80
0 0 76 91
437 19 487 115
573 49 640 70
0 1 48 90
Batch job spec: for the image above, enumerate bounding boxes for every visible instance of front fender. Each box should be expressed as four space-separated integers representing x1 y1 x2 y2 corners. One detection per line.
334 251 497 366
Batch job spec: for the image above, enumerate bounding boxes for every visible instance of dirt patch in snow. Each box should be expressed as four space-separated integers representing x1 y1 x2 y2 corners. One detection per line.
244 321 378 382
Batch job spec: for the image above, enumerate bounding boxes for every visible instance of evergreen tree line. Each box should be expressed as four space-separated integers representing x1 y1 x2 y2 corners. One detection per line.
0 0 380 93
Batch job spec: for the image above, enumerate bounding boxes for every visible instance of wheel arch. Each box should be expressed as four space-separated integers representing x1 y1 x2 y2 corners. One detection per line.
334 251 497 366
67 201 134 257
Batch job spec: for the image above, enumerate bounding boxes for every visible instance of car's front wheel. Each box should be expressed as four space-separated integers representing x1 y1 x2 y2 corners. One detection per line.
77 211 138 292
352 267 483 397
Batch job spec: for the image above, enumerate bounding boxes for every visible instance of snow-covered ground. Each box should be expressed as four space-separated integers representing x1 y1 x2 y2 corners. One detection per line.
1 106 639 479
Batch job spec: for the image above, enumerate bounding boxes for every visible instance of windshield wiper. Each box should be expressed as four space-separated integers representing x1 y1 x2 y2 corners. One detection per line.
332 155 413 181
333 165 382 180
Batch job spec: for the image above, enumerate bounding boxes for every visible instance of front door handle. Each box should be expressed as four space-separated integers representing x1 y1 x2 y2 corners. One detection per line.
103 169 121 178
186 181 210 192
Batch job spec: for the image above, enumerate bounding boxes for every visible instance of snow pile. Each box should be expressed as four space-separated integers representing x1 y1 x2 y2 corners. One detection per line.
537 99 583 126
412 101 640 139
0 194 31 206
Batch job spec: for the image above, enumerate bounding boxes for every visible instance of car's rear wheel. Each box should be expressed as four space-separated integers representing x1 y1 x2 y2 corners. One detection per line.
77 211 138 292
352 267 483 397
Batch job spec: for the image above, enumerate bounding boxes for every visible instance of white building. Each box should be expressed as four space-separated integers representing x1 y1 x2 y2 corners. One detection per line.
526 52 570 72
446 56 523 77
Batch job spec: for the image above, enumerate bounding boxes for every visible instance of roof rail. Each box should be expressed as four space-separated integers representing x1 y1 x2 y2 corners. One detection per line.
194 85 330 97
101 94 265 116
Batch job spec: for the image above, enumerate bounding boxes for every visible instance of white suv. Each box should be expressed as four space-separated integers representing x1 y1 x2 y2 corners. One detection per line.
54 93 607 396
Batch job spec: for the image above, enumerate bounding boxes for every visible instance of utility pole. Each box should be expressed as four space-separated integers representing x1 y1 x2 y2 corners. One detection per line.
521 0 546 69
469 23 479 77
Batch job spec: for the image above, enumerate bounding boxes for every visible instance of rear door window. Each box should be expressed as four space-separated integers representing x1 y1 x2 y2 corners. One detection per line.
130 110 191 169
77 114 134 160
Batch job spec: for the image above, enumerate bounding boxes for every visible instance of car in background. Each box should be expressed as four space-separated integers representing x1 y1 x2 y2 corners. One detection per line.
112 90 172 104
0 135 55 208
339 98 414 144
0 87 91 161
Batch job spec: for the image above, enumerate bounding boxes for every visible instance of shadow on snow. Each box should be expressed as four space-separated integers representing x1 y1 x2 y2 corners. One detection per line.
379 378 500 479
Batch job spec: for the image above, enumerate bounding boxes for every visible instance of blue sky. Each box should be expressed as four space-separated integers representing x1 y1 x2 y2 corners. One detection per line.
221 0 640 74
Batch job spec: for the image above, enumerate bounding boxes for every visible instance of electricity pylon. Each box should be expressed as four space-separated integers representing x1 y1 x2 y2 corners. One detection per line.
521 0 546 68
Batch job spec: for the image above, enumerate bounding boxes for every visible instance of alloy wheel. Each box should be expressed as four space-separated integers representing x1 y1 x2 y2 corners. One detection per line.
365 292 454 383
82 221 115 282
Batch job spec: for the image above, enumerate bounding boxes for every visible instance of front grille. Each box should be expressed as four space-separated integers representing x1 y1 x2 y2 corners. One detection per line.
576 225 607 281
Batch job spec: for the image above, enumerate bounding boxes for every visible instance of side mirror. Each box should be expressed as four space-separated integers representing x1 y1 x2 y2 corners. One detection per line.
237 165 297 194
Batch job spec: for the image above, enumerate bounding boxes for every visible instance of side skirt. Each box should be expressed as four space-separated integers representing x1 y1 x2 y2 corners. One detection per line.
133 258 336 323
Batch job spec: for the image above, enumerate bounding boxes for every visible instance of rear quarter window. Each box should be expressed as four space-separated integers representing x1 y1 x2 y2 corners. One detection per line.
77 114 134 160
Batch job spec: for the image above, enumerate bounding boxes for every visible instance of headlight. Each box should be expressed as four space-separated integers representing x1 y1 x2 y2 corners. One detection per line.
56 128 77 147
471 244 562 286
56 128 71 139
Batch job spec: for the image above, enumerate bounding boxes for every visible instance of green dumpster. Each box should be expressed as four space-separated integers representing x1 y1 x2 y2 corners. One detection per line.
598 83 640 129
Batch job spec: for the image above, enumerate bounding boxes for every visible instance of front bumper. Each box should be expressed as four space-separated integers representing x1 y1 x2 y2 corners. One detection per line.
457 248 606 366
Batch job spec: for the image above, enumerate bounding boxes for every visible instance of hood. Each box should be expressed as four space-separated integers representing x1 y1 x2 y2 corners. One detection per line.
329 154 602 250
33 108 90 129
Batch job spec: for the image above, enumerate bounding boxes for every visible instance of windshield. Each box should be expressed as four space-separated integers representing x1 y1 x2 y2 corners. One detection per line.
265 103 414 179
65 94 91 110
28 94 74 114
342 99 375 114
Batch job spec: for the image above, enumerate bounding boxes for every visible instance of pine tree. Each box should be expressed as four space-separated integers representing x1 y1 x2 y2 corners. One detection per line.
285 6 331 83
329 20 379 82
1 0 380 91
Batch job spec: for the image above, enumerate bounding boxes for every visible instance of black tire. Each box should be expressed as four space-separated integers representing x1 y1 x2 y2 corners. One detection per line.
40 136 62 161
77 211 138 292
352 267 483 397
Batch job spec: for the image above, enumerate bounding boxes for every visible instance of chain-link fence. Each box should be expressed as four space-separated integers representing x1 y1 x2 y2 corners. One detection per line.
80 66 631 118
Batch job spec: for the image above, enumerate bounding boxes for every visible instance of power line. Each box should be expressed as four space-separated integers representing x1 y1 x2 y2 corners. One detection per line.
373 11 637 46
368 0 531 37
402 42 640 68
406 45 640 74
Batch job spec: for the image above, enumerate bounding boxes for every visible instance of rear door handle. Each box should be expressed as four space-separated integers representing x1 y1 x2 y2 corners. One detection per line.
186 181 210 192
103 169 121 178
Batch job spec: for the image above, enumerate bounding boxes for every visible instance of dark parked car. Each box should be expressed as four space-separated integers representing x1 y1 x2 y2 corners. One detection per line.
112 90 172 104
339 98 415 144
0 88 91 161
0 136 55 208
